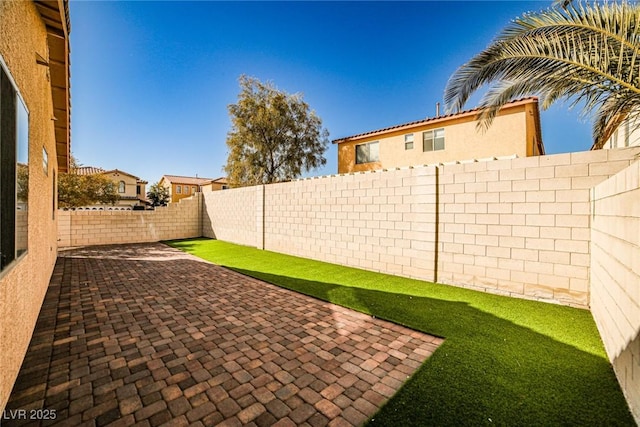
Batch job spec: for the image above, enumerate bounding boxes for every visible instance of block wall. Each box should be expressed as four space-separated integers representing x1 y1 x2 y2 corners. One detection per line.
58 195 201 247
204 147 640 308
436 149 638 306
590 160 640 424
202 186 260 248
264 167 437 278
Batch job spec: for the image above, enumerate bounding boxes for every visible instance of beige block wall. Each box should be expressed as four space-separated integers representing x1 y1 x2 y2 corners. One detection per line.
590 160 640 424
203 147 640 308
58 195 201 247
202 186 259 248
264 167 437 278
0 1 61 410
436 148 640 306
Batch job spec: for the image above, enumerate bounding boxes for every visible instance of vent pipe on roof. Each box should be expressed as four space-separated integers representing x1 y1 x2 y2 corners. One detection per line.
436 102 440 117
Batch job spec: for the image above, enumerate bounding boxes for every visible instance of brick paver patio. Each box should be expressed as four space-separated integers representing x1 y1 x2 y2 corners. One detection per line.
4 243 441 427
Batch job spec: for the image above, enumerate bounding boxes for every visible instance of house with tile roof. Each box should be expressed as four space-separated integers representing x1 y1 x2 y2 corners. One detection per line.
332 97 544 174
75 167 148 208
159 175 226 203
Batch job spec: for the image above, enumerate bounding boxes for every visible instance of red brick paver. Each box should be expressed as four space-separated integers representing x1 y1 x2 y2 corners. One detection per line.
4 243 442 426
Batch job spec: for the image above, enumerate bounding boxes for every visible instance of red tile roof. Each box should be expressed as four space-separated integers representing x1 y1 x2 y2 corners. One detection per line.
332 97 538 144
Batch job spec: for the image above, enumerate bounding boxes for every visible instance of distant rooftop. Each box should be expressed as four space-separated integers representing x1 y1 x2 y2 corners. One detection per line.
161 175 217 186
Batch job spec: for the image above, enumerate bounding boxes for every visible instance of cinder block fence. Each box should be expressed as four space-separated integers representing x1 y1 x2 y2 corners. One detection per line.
58 147 640 422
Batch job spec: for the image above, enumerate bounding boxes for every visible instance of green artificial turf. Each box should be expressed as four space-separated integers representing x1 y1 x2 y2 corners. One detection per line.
167 238 634 426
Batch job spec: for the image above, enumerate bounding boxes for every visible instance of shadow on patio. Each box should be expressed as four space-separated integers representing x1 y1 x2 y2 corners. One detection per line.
4 243 440 427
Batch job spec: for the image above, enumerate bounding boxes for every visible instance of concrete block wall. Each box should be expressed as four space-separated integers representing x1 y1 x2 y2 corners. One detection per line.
203 147 640 308
590 160 640 424
202 186 260 248
58 195 201 247
436 149 638 306
263 167 438 278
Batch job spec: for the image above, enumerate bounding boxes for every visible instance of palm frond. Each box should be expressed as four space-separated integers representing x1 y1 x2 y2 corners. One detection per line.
444 1 640 144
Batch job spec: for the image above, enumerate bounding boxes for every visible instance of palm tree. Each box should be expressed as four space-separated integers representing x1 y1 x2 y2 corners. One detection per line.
444 1 640 149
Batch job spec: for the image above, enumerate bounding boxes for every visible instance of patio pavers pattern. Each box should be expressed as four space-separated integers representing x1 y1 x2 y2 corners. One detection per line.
4 243 441 427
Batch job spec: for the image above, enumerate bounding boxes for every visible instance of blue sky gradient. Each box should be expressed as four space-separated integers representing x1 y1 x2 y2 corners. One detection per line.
70 1 593 184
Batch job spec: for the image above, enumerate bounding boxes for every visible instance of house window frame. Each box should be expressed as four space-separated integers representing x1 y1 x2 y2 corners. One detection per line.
191 186 196 194
404 134 414 150
355 141 380 164
176 185 182 194
0 56 30 273
423 128 445 152
118 180 126 193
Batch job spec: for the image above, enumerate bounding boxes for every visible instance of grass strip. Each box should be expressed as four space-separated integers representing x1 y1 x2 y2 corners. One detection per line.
167 238 633 426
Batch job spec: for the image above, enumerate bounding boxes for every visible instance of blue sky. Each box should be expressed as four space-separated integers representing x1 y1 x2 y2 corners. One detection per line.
70 1 593 184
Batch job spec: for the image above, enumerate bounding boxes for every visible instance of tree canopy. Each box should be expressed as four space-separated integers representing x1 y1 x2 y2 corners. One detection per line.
444 1 640 148
58 157 119 208
147 182 170 207
224 76 329 186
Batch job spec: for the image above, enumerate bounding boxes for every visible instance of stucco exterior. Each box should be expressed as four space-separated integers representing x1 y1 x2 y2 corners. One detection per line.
159 175 217 203
334 98 543 174
102 169 147 207
600 116 640 150
0 0 70 410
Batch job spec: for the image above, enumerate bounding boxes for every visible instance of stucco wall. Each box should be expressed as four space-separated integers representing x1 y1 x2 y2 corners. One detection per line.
590 160 640 424
337 102 538 173
58 195 201 247
0 0 60 410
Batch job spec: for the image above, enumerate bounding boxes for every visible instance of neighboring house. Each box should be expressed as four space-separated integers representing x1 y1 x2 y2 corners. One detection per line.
159 175 217 203
75 166 148 207
333 97 544 174
202 177 228 191
597 117 640 150
0 0 70 410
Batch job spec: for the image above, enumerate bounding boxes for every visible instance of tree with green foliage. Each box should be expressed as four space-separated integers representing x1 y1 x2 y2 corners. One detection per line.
444 1 640 149
224 75 329 187
58 157 119 208
146 182 170 207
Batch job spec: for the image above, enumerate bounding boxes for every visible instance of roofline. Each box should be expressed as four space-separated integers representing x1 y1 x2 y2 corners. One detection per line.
160 174 216 183
101 168 142 181
332 97 539 144
34 0 71 172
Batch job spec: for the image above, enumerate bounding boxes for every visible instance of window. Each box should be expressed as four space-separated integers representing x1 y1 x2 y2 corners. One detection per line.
423 128 445 152
42 147 48 175
1 64 29 271
222 185 228 190
136 185 141 195
355 141 379 164
192 186 196 194
176 185 182 194
118 181 125 193
185 186 190 195
404 134 414 150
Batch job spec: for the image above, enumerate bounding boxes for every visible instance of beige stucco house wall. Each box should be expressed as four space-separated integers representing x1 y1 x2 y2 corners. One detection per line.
600 116 640 150
102 169 147 207
159 175 216 203
0 0 70 410
334 98 544 174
